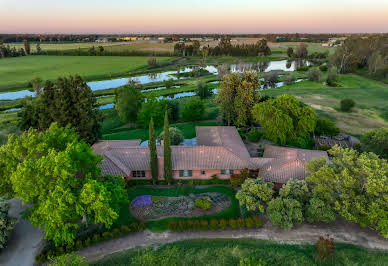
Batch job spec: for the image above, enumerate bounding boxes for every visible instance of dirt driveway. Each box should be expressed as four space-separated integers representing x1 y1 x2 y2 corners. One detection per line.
0 199 43 266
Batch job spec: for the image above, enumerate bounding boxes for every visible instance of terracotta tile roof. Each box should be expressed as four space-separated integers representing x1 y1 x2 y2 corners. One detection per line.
196 126 251 159
263 144 329 163
92 140 141 155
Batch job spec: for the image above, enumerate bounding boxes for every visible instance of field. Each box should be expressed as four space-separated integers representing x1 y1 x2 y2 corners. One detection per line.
0 56 174 89
264 74 388 136
91 238 388 266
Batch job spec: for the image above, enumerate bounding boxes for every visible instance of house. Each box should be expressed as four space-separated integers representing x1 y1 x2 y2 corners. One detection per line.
93 126 329 186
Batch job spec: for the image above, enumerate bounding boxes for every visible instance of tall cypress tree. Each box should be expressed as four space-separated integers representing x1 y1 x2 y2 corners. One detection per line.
149 118 158 184
163 111 173 184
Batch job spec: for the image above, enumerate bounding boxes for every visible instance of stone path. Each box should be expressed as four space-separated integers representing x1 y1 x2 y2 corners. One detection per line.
79 218 388 263
0 199 44 266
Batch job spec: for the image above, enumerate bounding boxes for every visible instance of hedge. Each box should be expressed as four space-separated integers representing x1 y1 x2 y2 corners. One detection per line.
35 222 146 263
167 217 263 231
126 176 230 187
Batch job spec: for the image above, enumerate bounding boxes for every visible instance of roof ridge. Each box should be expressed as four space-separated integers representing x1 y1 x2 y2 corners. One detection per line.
105 151 131 176
219 146 257 169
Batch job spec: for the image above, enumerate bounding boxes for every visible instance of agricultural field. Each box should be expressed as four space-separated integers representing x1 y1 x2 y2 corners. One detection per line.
92 238 388 266
0 55 175 89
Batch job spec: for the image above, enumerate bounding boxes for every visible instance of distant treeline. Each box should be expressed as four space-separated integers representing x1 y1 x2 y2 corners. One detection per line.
0 40 42 59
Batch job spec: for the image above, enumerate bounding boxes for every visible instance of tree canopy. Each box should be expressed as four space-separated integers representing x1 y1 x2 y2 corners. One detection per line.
158 127 184 146
182 97 205 122
361 128 388 159
136 97 168 128
216 71 261 127
18 75 102 144
236 178 274 213
0 124 127 246
307 146 388 237
0 201 16 250
252 94 316 144
115 82 143 123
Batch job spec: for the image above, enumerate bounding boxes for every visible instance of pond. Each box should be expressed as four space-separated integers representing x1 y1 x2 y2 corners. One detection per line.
130 192 231 221
0 60 309 101
1 107 22 113
140 137 197 147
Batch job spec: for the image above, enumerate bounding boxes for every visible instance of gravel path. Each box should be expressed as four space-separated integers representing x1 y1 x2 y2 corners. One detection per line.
79 218 388 263
0 199 44 266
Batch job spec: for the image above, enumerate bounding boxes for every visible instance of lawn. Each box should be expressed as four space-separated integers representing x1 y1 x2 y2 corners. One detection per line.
0 56 174 89
264 74 388 136
91 238 388 266
115 186 240 233
6 42 131 52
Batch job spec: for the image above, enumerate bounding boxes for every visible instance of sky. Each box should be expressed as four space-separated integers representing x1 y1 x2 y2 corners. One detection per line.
1 0 388 34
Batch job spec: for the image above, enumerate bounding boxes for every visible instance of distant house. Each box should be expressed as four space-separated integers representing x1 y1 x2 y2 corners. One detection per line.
93 126 328 187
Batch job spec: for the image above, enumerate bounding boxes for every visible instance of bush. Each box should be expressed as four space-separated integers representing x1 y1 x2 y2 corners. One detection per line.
236 218 245 228
296 65 309 71
158 127 184 145
247 128 263 142
319 65 328 72
316 235 335 261
200 220 209 230
360 128 388 159
130 222 140 232
229 218 237 229
168 221 178 231
326 66 339 86
196 80 213 99
240 257 266 266
147 57 159 68
182 97 205 121
219 219 228 230
84 238 91 247
75 240 83 250
283 73 296 85
195 198 212 210
340 98 355 112
307 68 321 82
210 219 219 230
120 225 130 235
0 201 16 249
315 118 340 136
112 228 121 238
35 253 47 263
252 217 264 228
230 168 249 187
92 234 101 244
102 232 113 241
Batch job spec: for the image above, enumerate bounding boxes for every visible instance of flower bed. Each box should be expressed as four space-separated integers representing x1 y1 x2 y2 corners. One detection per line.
130 192 231 221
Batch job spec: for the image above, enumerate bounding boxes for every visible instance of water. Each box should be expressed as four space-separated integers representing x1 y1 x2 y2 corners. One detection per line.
1 107 22 113
141 85 180 93
140 137 197 147
0 60 309 101
98 103 114 110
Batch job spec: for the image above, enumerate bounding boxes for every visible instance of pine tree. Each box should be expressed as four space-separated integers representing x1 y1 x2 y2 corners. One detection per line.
163 111 173 184
149 118 158 184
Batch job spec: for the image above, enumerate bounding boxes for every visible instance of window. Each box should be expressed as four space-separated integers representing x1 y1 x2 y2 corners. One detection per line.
201 170 206 175
132 170 146 178
179 170 192 177
221 169 234 175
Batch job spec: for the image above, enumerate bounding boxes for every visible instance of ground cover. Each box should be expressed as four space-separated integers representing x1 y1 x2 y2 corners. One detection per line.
114 186 240 233
91 238 388 266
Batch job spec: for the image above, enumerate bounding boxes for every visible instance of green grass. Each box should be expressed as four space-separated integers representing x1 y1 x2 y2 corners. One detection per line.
91 238 388 266
115 186 240 232
264 74 388 135
0 56 174 89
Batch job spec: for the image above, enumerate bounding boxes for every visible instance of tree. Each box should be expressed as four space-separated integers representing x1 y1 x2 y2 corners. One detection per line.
216 72 261 126
236 179 274 213
0 201 16 250
307 68 321 82
267 197 304 229
279 180 310 205
296 43 308 58
158 127 184 145
0 124 127 246
147 56 159 68
196 81 213 99
340 98 355 112
163 112 173 184
326 66 339 86
182 97 205 122
36 43 41 54
252 95 316 144
149 118 158 184
287 47 294 58
18 75 102 144
306 196 336 223
306 146 388 237
361 128 388 159
314 118 340 136
136 97 168 128
23 39 30 54
115 82 143 123
192 40 201 55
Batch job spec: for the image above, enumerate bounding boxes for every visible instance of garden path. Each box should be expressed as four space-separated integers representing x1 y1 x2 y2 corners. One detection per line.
79 217 388 263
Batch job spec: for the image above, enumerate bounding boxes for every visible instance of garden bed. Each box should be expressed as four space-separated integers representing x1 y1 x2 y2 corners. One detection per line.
130 192 231 221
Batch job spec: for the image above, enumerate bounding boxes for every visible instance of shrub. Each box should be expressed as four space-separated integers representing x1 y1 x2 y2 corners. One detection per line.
240 257 266 266
326 66 339 86
130 222 140 232
168 221 178 231
236 218 245 228
196 80 213 99
120 225 130 235
92 234 101 244
315 118 340 136
195 198 212 210
102 232 112 241
139 222 147 230
193 220 201 230
319 65 328 72
209 219 219 230
229 218 237 229
75 240 83 250
112 228 121 238
219 219 228 230
147 57 159 68
296 65 309 71
57 246 65 255
0 201 16 249
35 253 47 263
340 98 355 112
200 220 209 230
317 144 331 151
84 238 91 247
230 174 245 187
252 217 264 228
361 128 388 159
177 220 186 231
307 68 321 82
247 128 263 142
158 127 184 146
283 73 296 85
244 217 255 228
182 97 205 122
316 235 335 261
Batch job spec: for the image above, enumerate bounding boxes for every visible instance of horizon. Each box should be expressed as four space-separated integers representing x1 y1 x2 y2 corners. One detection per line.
2 0 388 34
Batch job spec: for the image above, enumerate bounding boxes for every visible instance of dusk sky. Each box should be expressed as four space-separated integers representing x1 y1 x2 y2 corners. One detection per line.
1 0 388 33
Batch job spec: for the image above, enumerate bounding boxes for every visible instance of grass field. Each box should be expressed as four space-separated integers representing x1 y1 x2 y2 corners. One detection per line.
0 56 174 89
5 42 132 52
92 238 388 266
264 74 388 136
115 186 240 233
